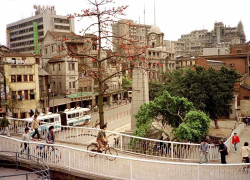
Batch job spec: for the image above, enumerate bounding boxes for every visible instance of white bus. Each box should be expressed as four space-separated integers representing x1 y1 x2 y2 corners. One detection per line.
60 107 91 126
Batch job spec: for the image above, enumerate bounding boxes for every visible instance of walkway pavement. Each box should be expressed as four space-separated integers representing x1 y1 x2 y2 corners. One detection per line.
227 125 250 163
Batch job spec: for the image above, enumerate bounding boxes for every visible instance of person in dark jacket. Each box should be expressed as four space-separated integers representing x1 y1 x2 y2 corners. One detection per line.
46 126 56 150
46 126 55 144
219 140 228 164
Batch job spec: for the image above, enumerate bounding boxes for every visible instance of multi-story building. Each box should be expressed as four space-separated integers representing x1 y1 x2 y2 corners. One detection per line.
41 30 124 111
0 51 40 118
174 21 246 57
6 6 74 53
112 19 152 53
146 25 175 80
41 31 80 96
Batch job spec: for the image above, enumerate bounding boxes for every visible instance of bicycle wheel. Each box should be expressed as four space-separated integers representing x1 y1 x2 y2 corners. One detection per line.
87 143 98 157
105 147 118 161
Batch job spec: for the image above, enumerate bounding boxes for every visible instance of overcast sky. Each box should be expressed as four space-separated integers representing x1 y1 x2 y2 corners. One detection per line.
0 0 249 45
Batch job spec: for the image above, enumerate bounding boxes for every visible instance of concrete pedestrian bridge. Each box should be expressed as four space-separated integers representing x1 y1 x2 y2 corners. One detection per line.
0 121 249 179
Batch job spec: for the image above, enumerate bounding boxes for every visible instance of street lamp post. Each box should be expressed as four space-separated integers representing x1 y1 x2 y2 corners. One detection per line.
48 88 51 113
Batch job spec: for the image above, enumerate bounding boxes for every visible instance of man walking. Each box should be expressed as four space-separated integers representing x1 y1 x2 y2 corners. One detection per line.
0 114 10 137
31 115 40 141
199 139 209 164
232 132 240 153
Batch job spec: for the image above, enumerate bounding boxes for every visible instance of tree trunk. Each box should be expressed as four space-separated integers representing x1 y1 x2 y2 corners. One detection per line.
98 82 104 128
214 119 219 129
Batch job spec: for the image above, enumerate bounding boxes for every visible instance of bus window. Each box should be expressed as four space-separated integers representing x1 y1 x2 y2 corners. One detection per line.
71 114 75 118
55 117 59 122
76 113 79 118
50 118 54 123
44 119 49 123
68 114 71 119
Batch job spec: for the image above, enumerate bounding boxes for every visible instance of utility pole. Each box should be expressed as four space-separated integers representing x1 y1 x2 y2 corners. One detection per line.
53 84 55 113
3 75 7 113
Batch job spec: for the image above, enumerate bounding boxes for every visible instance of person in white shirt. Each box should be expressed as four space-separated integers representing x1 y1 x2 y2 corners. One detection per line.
20 127 30 156
241 142 250 163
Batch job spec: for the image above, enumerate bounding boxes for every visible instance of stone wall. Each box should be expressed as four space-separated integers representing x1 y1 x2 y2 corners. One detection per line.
240 100 250 116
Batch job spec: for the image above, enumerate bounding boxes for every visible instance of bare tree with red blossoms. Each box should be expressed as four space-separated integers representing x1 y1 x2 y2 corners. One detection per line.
66 0 151 128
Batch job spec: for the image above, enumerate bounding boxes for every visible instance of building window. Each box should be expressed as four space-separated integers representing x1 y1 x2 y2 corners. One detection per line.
244 96 250 100
51 45 54 52
152 43 155 48
30 90 35 100
69 63 75 70
237 50 242 54
17 75 22 82
21 112 26 119
72 82 76 88
53 65 55 71
157 52 159 57
69 82 71 88
149 52 151 56
45 47 48 54
36 58 39 64
59 82 61 88
153 52 155 56
11 75 16 82
24 90 29 100
12 91 16 99
24 75 28 82
29 75 33 81
18 91 23 100
93 62 97 68
58 64 61 71
58 45 60 52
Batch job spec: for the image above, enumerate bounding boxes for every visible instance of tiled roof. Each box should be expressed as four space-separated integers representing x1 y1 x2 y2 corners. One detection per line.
0 51 35 57
50 31 79 39
38 68 50 76
241 76 250 90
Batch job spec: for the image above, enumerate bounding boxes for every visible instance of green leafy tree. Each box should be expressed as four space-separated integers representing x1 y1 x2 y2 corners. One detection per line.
134 91 195 138
174 110 211 142
122 76 132 90
151 66 241 128
149 80 166 101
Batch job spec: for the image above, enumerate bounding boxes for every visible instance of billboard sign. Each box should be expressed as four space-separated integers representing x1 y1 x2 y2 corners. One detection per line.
33 22 39 54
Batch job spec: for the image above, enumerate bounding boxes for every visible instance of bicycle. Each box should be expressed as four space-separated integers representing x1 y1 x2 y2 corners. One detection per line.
87 142 118 161
35 144 61 163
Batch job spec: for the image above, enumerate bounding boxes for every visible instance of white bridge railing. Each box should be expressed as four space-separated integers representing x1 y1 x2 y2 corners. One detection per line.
0 135 249 180
224 123 245 153
2 118 245 162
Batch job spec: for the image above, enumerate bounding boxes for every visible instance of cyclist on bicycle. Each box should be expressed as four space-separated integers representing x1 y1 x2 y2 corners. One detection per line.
97 124 108 152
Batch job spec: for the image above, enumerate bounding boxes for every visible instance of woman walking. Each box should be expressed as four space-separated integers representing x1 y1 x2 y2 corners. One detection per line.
219 140 228 164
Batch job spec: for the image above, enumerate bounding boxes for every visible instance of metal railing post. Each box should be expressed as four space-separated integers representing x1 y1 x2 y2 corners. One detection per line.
197 165 199 180
15 152 18 170
129 159 133 180
68 149 71 170
171 143 174 160
120 135 123 151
